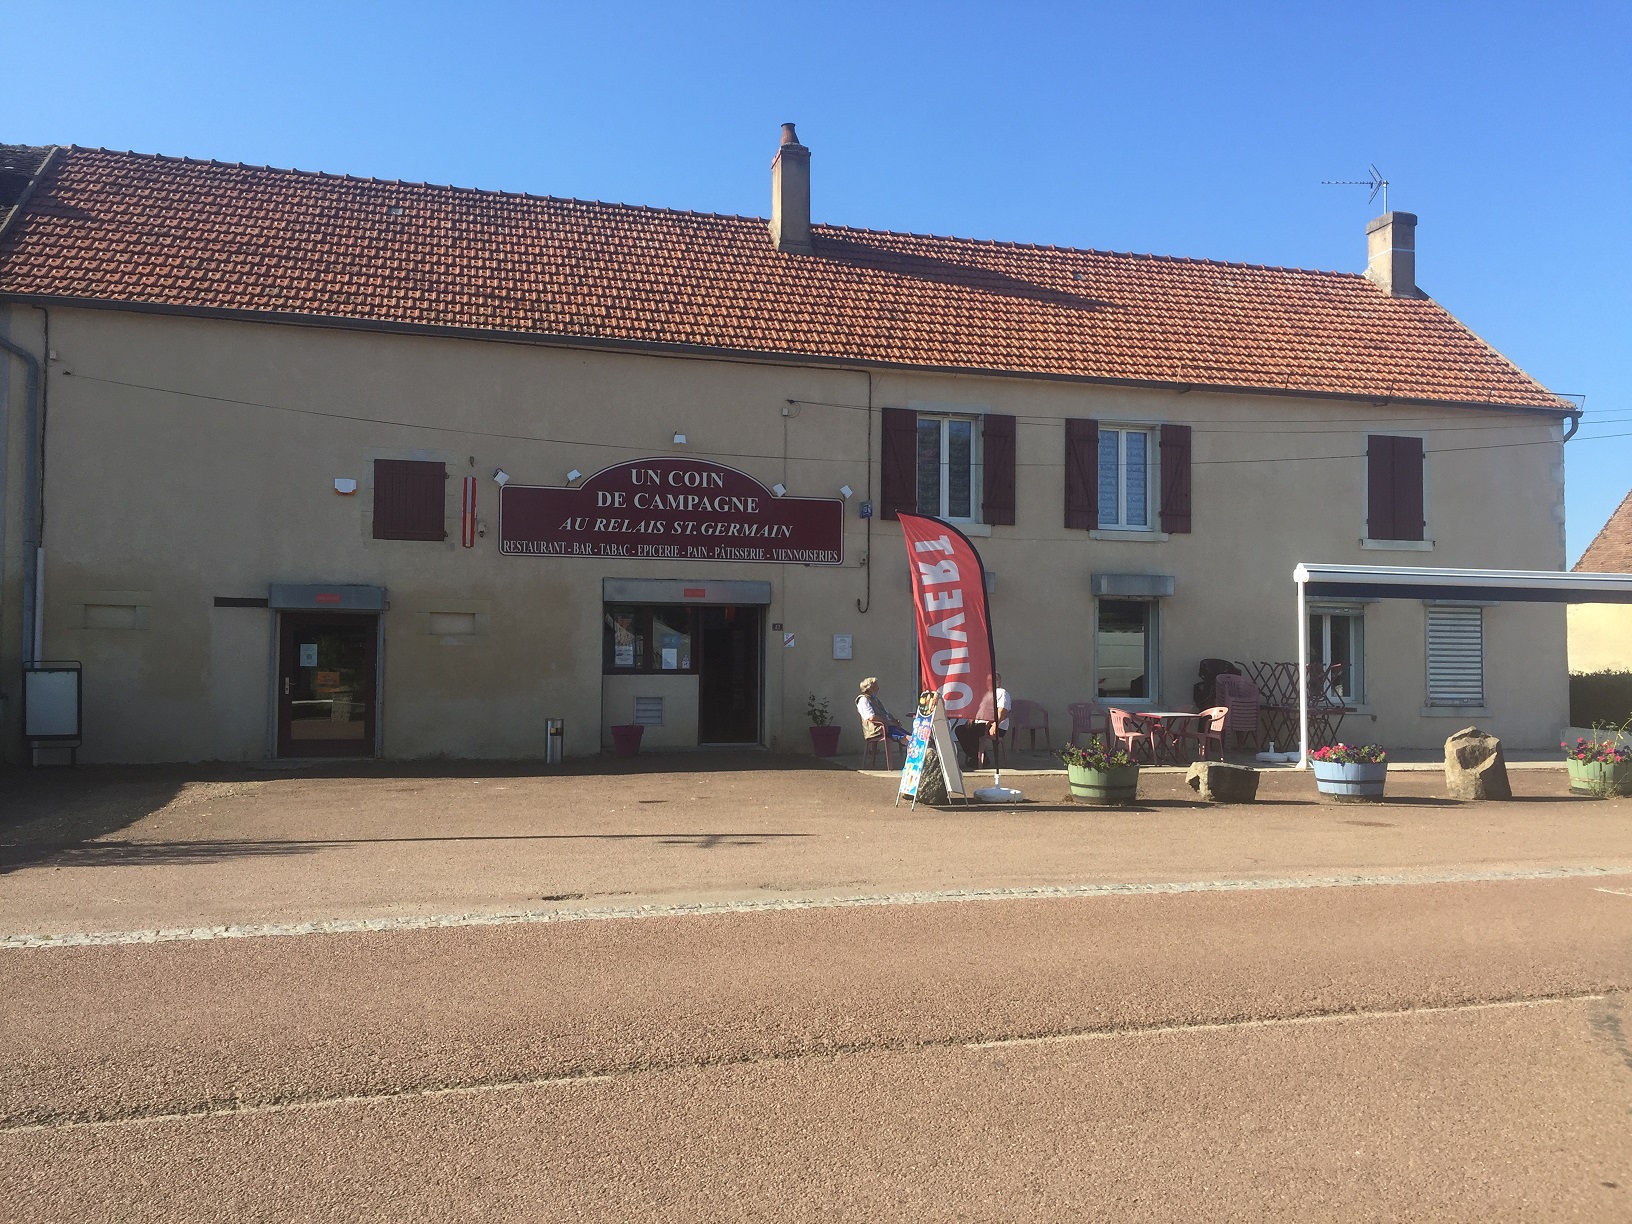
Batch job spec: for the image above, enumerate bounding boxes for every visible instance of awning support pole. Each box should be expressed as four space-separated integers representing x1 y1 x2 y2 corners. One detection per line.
1296 574 1310 769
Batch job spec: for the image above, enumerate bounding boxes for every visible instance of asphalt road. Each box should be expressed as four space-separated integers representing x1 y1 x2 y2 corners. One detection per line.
5 873 1631 1221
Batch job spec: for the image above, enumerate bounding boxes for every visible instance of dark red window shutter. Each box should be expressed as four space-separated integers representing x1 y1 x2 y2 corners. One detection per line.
880 407 917 521
373 459 447 541
1367 435 1397 540
1367 435 1424 541
1064 418 1098 530
981 413 1016 526
1159 423 1193 534
1392 436 1425 541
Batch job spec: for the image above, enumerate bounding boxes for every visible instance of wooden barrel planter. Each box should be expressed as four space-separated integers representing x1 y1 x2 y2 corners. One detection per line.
1067 763 1140 806
1568 758 1631 796
1312 760 1387 802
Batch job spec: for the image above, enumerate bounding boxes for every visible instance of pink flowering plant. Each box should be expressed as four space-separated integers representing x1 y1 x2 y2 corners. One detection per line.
1057 740 1137 771
1562 736 1629 765
1309 742 1387 765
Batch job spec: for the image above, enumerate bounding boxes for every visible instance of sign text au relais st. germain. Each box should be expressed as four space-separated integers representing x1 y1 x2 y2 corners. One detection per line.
498 458 844 564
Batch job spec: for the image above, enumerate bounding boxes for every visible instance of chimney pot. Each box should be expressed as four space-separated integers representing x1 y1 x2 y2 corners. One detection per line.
769 122 813 255
1365 211 1419 298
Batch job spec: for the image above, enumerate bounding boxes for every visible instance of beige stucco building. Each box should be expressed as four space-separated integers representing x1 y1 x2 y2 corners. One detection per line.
0 133 1579 764
1569 491 1632 674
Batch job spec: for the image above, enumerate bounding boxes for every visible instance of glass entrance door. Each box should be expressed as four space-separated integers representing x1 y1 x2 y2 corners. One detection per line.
277 613 378 757
697 606 761 744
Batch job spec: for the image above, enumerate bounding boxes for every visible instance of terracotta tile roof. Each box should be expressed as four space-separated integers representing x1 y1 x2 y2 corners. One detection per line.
0 146 1567 410
1576 490 1632 573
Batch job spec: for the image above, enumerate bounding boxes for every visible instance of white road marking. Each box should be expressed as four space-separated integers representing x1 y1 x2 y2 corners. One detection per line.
2 991 1609 1135
4 864 1630 950
967 993 1607 1049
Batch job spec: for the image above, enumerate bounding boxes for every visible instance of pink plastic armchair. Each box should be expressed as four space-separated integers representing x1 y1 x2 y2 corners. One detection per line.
1009 699 1051 751
1214 674 1262 751
1067 702 1109 748
1169 706 1228 762
1106 707 1158 764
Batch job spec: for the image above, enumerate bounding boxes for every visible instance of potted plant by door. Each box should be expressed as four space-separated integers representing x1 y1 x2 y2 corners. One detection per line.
1563 727 1630 797
1309 742 1388 801
807 693 842 756
1058 740 1140 806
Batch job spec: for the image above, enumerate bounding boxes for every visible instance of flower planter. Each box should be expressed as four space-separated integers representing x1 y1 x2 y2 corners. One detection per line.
809 725 843 757
609 723 644 758
1568 758 1631 796
1067 762 1140 806
1312 759 1387 802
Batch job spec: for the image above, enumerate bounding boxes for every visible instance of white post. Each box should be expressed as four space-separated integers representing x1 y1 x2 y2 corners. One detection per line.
1296 573 1310 769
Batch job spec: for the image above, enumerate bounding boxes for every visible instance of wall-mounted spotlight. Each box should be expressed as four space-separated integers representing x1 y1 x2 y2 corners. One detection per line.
771 482 787 497
838 485 854 500
566 469 582 483
493 469 510 486
672 432 688 445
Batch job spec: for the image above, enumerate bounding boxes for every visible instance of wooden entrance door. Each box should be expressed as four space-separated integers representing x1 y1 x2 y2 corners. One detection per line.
277 613 378 757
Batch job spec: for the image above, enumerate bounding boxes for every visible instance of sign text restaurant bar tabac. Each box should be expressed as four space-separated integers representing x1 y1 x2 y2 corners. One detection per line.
499 458 844 564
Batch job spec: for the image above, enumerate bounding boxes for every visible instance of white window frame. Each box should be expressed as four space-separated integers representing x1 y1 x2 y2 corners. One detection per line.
1425 603 1485 707
1307 604 1365 703
1093 596 1159 706
915 414 983 523
1097 425 1157 531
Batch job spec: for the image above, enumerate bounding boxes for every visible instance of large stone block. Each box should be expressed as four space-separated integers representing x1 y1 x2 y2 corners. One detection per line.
1186 761 1260 803
1444 727 1512 800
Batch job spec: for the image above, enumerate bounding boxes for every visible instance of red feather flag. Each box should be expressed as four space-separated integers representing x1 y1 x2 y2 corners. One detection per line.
898 513 997 721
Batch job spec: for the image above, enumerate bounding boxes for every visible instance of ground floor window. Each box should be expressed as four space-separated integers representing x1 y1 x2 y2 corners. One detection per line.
1426 604 1485 706
603 604 696 673
1309 605 1365 702
1096 598 1157 701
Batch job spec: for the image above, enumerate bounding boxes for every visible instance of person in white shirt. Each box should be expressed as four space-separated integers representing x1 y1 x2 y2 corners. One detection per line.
954 673 1012 767
857 677 909 743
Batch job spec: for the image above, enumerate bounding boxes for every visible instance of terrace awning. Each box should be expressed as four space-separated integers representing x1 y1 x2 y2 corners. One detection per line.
1292 563 1632 766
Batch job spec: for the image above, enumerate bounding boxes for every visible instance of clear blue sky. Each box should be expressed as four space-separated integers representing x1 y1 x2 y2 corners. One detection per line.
9 1 1629 560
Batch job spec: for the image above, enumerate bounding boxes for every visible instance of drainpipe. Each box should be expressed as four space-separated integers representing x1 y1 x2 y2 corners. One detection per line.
0 326 43 668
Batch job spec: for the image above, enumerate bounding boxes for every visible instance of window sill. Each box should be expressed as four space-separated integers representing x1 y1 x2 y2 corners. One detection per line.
1421 705 1489 718
954 522 992 538
1090 529 1170 543
1361 538 1434 551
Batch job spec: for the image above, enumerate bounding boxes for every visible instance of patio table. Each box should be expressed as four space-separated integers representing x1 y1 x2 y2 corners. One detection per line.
1127 711 1204 764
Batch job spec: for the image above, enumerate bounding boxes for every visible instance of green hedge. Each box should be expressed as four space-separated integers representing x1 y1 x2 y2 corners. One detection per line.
1570 671 1632 729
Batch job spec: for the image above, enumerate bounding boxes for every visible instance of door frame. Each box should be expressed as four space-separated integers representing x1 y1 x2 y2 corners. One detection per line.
273 611 382 758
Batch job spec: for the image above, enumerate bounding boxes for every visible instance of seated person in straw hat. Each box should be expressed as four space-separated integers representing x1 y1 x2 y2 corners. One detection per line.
857 678 910 743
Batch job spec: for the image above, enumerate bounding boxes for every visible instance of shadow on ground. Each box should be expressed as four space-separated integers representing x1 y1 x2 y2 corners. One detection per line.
0 751 817 875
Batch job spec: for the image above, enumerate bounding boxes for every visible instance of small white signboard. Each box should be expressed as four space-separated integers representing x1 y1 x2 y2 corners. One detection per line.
832 633 853 660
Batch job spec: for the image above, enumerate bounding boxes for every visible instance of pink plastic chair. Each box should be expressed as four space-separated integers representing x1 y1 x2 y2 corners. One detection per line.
1067 702 1109 748
1169 706 1228 762
1106 708 1158 764
1214 674 1262 751
1009 699 1051 751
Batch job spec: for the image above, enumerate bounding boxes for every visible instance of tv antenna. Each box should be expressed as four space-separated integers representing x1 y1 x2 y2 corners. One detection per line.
1322 164 1389 213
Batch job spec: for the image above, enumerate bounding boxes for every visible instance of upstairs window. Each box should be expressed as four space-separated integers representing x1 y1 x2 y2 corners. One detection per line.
1097 427 1152 530
916 415 982 522
372 459 447 541
1367 435 1426 542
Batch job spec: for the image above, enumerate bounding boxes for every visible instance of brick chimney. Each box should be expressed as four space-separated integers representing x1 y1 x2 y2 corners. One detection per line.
1365 211 1419 297
769 123 812 255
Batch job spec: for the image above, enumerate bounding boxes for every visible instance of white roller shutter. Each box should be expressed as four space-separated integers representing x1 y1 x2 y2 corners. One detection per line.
1426 605 1484 705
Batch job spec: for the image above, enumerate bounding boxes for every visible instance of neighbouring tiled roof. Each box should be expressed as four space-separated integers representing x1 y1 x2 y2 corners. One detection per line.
1576 491 1632 573
0 144 55 237
0 146 1568 410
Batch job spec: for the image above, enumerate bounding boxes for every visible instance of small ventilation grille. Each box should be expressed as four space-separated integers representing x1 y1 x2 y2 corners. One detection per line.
633 697 664 726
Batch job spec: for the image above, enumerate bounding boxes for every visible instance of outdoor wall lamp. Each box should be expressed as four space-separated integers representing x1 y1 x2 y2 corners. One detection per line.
772 483 787 497
566 469 582 483
492 469 510 486
672 432 687 445
839 485 854 500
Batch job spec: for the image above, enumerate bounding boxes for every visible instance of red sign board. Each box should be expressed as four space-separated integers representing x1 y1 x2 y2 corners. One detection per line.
499 458 844 565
